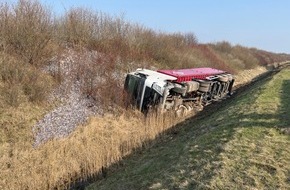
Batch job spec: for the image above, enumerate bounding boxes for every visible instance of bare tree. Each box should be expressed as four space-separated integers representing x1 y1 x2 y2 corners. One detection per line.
0 0 53 66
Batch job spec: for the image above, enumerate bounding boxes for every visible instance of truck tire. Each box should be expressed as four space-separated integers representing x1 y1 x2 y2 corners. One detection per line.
198 80 211 85
184 81 199 92
172 84 187 95
197 80 211 92
227 74 233 81
217 75 229 82
198 85 210 92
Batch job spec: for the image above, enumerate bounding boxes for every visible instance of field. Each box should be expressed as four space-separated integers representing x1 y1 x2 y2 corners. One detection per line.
1 1 290 189
87 67 290 189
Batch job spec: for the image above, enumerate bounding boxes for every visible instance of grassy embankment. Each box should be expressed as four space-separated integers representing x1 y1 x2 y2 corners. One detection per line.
1 1 290 189
88 67 290 190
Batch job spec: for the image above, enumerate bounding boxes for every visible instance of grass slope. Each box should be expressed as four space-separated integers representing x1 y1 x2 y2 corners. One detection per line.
87 68 290 190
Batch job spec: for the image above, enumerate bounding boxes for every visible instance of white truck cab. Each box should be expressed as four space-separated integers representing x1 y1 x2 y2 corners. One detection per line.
124 67 234 114
124 68 176 112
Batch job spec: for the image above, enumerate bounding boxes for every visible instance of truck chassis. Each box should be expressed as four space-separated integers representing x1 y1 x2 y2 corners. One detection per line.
124 67 234 115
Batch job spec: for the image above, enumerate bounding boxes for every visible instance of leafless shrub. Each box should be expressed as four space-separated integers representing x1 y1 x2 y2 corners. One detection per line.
183 32 198 46
213 41 232 53
196 44 236 73
232 45 259 69
23 68 54 102
0 55 25 106
0 0 53 66
0 55 25 85
0 84 24 107
56 8 199 68
71 52 126 108
56 8 97 47
251 49 290 66
2 2 290 190
0 53 53 106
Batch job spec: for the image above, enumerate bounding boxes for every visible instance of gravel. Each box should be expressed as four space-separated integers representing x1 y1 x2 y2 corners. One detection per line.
32 49 104 147
32 85 101 147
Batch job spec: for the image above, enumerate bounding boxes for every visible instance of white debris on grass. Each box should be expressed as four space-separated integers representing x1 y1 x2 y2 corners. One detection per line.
33 49 103 147
32 83 100 147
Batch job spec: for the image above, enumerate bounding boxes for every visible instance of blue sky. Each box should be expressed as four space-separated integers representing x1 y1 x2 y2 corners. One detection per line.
26 1 290 53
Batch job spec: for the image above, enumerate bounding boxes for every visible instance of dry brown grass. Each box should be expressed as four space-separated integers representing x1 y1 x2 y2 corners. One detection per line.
0 53 54 106
1 1 290 190
0 109 191 190
87 66 290 190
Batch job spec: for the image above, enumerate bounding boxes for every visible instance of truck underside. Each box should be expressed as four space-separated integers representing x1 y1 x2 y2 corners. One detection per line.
124 67 235 115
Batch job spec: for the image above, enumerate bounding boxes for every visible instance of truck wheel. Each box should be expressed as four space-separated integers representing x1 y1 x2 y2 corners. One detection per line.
227 74 233 81
198 85 210 92
172 84 187 95
198 80 211 85
184 81 200 92
217 75 229 82
198 80 211 92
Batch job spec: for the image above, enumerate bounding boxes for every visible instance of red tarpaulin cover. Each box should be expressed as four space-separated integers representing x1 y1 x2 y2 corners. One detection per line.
157 68 226 82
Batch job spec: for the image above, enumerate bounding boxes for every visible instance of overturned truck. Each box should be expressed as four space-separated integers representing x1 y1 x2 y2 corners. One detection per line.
124 67 235 115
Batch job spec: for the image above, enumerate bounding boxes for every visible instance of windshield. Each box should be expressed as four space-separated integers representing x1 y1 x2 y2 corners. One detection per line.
124 74 145 109
142 86 161 113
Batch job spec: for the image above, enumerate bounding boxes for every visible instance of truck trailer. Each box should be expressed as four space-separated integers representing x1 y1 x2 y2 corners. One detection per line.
124 67 234 115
